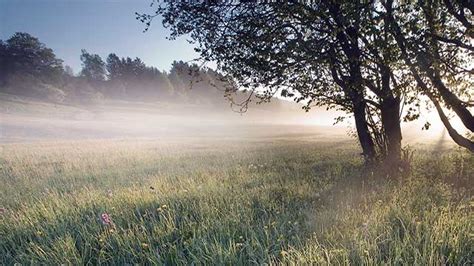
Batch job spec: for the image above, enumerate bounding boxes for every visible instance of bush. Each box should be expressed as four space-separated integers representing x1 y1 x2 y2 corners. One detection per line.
2 74 66 103
62 78 104 105
37 84 66 103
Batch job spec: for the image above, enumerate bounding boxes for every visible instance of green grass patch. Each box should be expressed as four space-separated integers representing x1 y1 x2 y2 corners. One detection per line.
0 140 472 264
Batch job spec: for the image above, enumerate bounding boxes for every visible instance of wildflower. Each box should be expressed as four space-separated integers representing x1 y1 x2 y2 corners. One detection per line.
106 189 113 197
36 230 43 236
100 212 113 226
141 243 149 249
0 207 5 215
280 250 288 257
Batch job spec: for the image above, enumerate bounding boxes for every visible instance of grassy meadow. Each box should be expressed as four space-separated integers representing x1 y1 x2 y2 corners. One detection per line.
1 138 472 264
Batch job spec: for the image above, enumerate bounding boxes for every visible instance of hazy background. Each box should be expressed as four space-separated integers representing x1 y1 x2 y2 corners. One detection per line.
0 0 455 148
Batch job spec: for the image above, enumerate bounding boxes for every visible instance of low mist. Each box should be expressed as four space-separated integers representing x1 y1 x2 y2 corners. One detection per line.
1 90 455 153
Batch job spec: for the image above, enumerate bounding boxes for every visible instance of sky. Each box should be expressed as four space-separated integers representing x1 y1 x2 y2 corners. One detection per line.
0 0 199 74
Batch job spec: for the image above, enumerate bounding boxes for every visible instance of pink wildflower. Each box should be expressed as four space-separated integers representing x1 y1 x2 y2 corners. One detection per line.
100 212 113 226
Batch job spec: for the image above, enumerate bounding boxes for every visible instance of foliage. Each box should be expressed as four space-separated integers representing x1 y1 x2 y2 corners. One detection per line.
0 32 232 105
80 49 107 82
1 33 63 83
139 0 473 156
0 33 71 102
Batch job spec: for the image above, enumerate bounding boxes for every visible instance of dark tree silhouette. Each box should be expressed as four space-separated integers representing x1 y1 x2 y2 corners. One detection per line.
139 0 473 157
0 32 64 96
138 1 418 164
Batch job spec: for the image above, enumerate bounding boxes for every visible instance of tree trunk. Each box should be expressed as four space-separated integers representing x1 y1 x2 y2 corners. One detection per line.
432 98 474 152
423 67 474 132
327 2 377 163
381 97 402 163
385 9 473 152
379 64 402 164
353 97 376 161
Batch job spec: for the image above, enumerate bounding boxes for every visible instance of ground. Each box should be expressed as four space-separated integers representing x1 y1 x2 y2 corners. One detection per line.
1 138 472 264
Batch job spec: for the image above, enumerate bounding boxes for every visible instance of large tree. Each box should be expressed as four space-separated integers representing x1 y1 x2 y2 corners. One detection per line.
140 0 473 158
139 1 417 164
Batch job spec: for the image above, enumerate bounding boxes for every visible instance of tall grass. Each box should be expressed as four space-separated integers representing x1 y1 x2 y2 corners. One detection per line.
0 140 472 264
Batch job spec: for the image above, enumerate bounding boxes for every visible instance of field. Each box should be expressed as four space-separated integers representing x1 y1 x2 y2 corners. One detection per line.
1 137 473 264
0 94 472 264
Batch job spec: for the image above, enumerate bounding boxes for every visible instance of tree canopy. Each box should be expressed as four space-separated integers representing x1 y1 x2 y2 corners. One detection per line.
0 32 64 95
138 0 473 160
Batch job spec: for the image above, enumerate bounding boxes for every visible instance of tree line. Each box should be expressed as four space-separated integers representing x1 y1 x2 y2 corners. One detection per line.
0 32 227 105
140 0 474 165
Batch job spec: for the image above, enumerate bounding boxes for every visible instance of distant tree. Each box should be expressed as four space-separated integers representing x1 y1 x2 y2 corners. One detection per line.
0 40 7 87
80 49 106 82
64 65 75 77
0 32 232 105
0 32 64 93
105 53 126 97
106 53 178 100
106 53 123 80
0 33 65 102
156 71 175 97
168 61 190 100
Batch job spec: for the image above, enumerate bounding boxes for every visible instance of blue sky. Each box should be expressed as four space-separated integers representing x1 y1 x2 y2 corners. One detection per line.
0 0 198 74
